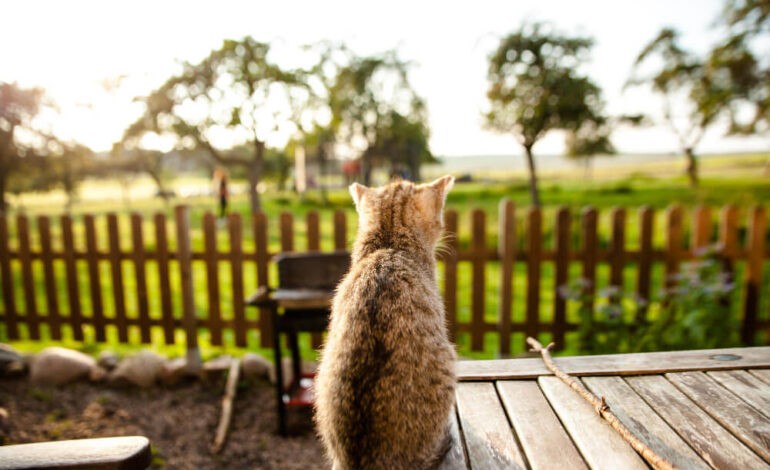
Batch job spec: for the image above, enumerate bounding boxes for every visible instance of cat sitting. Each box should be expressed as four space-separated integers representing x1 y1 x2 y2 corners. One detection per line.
315 176 457 470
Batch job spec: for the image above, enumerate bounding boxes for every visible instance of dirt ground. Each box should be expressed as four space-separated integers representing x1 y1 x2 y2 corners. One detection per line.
0 376 327 469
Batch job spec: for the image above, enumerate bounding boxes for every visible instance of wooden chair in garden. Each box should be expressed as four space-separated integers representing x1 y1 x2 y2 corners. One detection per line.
246 251 350 435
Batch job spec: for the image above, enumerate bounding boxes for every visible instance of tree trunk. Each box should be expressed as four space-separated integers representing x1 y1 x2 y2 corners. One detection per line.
247 141 265 214
684 147 698 188
524 145 541 207
0 171 6 213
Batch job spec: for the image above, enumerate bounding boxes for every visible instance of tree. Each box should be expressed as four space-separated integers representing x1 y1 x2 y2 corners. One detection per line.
325 49 430 185
0 82 44 211
126 37 308 213
627 28 729 187
485 23 609 206
564 116 615 179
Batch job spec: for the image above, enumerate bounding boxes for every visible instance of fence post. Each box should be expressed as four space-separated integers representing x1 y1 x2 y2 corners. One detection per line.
38 216 62 340
742 206 765 345
253 211 271 348
0 215 18 339
229 214 247 347
154 213 175 344
17 215 39 340
581 207 598 312
107 214 128 343
84 215 106 342
525 207 542 345
636 207 654 321
553 207 571 349
175 205 201 373
61 215 83 341
665 206 683 291
497 199 515 356
130 214 151 344
471 209 486 351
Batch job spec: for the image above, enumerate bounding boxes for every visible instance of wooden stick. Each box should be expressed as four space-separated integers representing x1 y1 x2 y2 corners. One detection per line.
212 358 241 454
526 337 678 470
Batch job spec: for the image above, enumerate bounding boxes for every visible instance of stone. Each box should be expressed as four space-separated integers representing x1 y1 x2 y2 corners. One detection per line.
97 351 120 371
0 344 24 377
110 350 165 388
201 355 233 382
241 353 272 380
159 358 188 385
29 347 96 386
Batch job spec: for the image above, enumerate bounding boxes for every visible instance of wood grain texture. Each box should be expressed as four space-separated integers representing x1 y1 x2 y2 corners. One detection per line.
457 346 770 380
438 407 469 470
752 369 770 386
497 380 587 470
583 376 710 470
666 371 770 462
708 370 770 419
627 374 768 469
538 376 647 470
455 382 526 469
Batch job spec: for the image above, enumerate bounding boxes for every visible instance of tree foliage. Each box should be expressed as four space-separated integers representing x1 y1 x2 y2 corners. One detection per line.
485 23 610 206
126 37 309 213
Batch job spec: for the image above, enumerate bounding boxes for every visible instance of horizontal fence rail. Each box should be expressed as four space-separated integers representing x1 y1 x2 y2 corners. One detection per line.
0 202 768 356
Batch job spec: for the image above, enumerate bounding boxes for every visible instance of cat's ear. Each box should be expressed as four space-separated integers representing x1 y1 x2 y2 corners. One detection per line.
349 182 369 209
429 175 454 201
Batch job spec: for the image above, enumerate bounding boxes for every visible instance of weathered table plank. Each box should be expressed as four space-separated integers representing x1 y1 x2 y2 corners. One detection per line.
708 370 770 416
457 346 770 380
455 382 526 469
627 375 769 469
582 376 710 470
538 376 648 470
0 436 151 470
752 368 770 386
496 380 587 470
667 371 770 463
439 408 469 470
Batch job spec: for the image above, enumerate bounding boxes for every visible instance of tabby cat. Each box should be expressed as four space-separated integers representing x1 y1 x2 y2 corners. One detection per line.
315 176 457 470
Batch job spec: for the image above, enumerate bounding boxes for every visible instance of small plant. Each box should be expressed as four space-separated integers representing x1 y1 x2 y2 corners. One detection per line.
636 247 739 352
559 245 740 354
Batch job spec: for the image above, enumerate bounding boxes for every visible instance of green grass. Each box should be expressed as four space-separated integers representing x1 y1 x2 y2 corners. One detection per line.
2 153 770 360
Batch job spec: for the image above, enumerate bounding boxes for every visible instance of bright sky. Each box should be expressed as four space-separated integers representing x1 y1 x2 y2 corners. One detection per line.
2 0 767 157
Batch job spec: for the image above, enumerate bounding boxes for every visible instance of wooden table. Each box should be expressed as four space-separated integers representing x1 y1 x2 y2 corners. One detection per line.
442 346 770 469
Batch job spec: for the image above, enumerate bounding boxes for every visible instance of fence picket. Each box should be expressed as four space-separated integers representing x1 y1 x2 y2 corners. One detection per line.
131 214 151 343
229 214 247 347
581 208 598 314
665 206 683 291
61 215 83 341
526 208 542 343
692 205 712 251
203 213 222 346
307 212 320 251
720 205 739 278
743 206 765 345
108 214 128 342
253 212 271 348
0 215 19 339
554 207 571 349
471 209 486 351
334 210 347 250
175 206 200 368
280 213 294 252
444 210 459 343
636 207 654 321
84 215 106 341
17 215 39 339
497 200 515 356
38 216 62 340
154 213 175 344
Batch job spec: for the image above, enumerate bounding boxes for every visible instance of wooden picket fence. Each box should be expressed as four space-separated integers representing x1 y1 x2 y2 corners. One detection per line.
0 202 768 356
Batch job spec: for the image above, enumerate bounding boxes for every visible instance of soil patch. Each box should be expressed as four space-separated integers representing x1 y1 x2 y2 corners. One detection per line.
0 377 326 469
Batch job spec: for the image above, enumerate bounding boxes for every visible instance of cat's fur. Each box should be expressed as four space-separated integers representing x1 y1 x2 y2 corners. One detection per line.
315 176 457 470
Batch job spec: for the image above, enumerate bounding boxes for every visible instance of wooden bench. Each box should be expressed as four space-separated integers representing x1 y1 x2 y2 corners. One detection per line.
246 251 350 435
0 436 151 469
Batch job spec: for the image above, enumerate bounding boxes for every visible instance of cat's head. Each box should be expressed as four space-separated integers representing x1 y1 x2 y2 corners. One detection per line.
349 175 454 250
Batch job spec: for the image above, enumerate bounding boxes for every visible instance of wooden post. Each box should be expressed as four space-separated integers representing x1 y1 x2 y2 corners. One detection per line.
175 205 201 373
130 214 151 344
61 215 84 341
107 214 128 343
307 211 320 252
38 216 62 340
280 212 294 252
497 199 515 356
334 210 347 251
742 206 765 345
84 215 106 342
471 209 486 351
553 207 571 349
526 207 542 344
253 212 271 348
636 207 654 321
719 205 739 281
443 210 459 343
692 205 712 251
154 213 175 344
203 213 222 346
581 207 598 312
229 214 247 347
665 206 683 291
17 215 39 339
0 215 19 339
